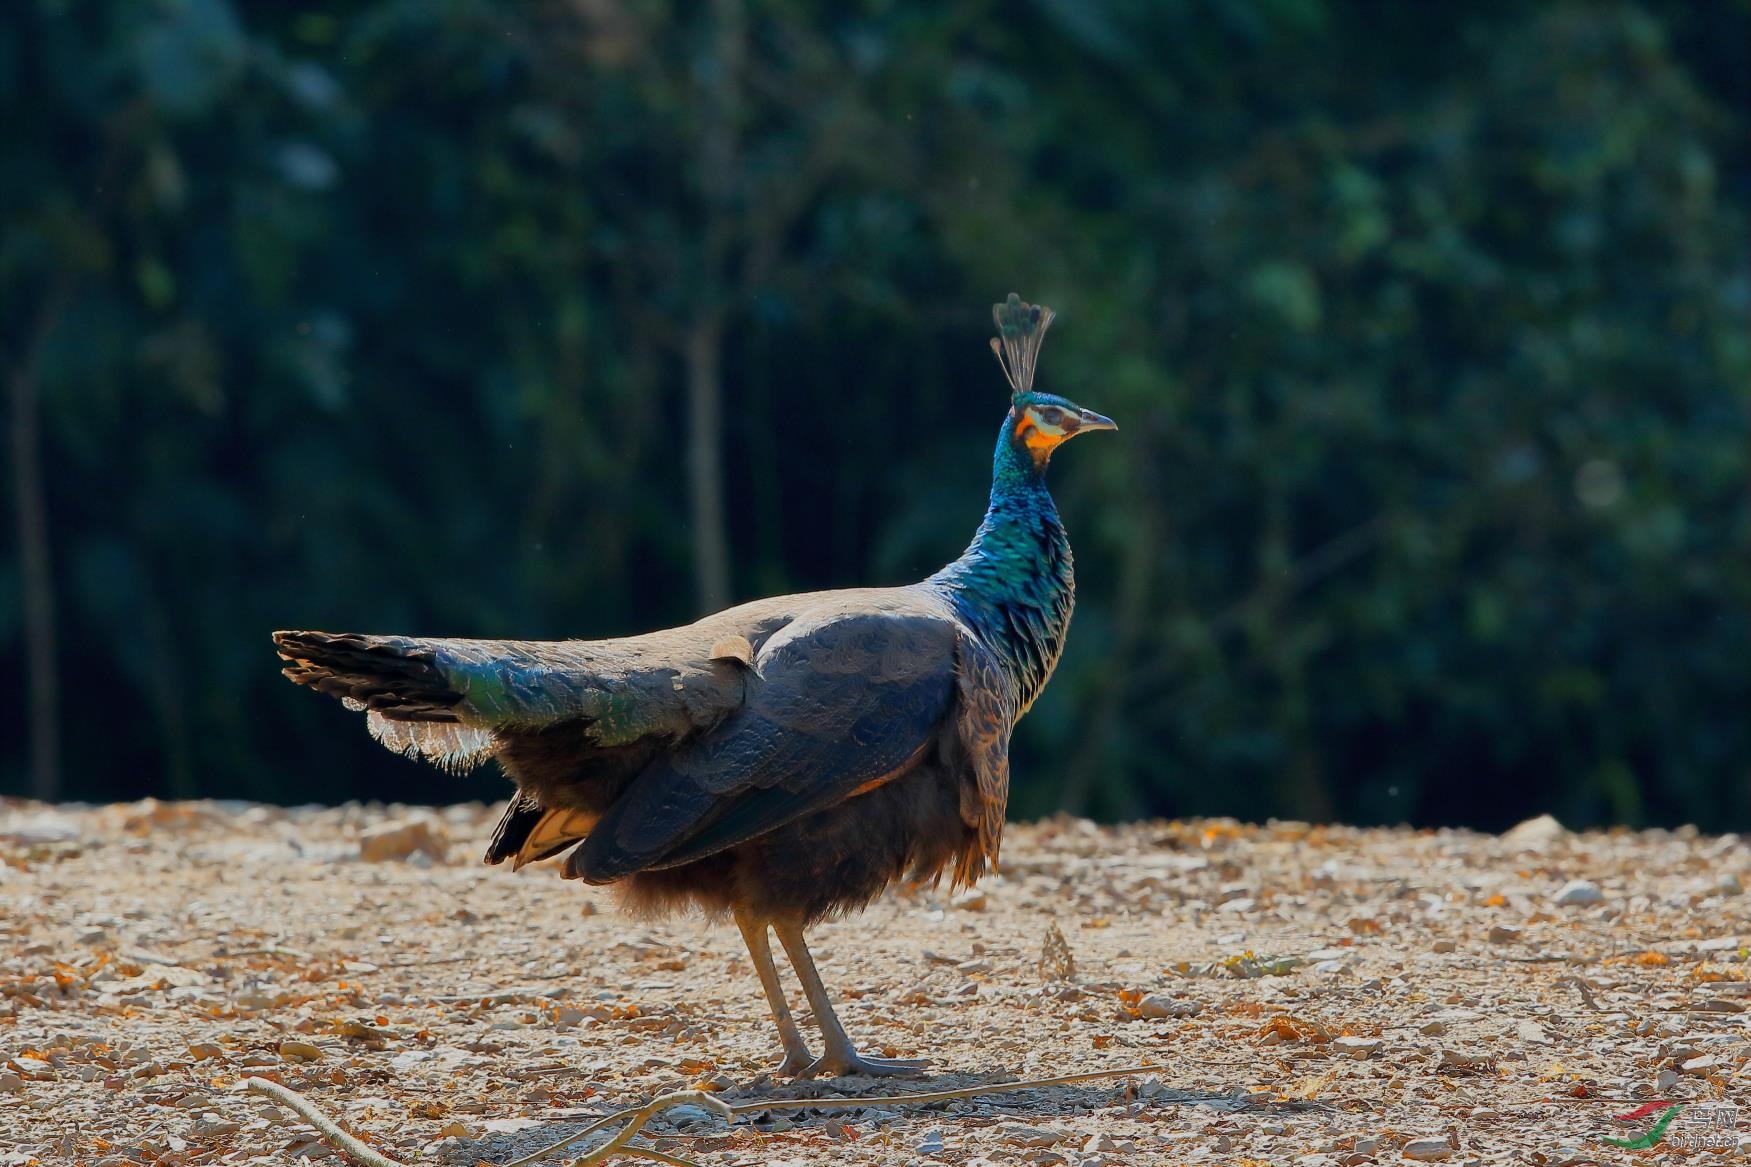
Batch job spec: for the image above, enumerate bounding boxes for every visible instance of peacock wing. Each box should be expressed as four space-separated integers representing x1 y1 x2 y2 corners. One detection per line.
569 601 960 883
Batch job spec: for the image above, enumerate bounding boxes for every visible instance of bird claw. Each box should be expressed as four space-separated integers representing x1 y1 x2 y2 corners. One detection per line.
800 1052 928 1079
771 1048 816 1077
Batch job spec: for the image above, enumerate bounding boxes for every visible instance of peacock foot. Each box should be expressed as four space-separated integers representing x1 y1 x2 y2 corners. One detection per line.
770 1046 816 1077
800 1050 928 1079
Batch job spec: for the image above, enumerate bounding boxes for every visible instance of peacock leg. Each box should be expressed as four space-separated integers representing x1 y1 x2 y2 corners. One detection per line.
733 906 814 1076
772 920 927 1078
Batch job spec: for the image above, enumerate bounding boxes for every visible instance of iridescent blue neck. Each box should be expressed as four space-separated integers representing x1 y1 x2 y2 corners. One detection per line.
946 422 1056 572
931 413 1076 709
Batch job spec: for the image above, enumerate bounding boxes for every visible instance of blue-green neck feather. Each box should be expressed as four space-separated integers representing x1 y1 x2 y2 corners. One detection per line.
932 412 1075 711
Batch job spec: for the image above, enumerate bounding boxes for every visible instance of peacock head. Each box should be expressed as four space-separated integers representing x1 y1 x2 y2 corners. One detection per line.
1010 389 1117 461
991 295 1116 468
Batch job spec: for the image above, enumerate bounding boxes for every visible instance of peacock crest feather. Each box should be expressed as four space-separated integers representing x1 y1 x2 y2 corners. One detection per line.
989 293 1056 401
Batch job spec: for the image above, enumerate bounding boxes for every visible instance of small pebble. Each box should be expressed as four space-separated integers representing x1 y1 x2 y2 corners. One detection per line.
1138 994 1198 1019
358 819 447 863
1500 814 1568 849
1401 1136 1454 1161
999 1125 1064 1148
278 1040 325 1062
1553 880 1602 906
1693 997 1746 1014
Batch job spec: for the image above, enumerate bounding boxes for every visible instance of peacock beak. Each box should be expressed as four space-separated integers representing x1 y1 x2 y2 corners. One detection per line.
1077 409 1118 433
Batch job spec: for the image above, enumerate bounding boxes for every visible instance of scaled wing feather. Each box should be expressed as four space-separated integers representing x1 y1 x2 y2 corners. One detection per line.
572 606 960 882
954 631 1016 886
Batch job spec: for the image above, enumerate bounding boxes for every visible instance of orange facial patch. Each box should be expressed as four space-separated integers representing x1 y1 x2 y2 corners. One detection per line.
1018 420 1060 452
1014 411 1073 463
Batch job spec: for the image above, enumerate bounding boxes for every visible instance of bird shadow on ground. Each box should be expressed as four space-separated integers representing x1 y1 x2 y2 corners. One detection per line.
456 1071 1245 1164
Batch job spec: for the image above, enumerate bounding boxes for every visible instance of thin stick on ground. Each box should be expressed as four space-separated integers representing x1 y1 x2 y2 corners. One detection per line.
244 1061 1170 1167
508 1061 1167 1167
242 1078 405 1167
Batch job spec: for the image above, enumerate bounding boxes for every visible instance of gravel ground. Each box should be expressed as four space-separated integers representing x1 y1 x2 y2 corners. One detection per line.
2 799 1748 1166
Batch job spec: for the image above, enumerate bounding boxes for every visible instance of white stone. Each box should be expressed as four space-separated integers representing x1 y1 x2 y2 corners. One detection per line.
999 1125 1065 1148
1138 994 1199 1019
358 818 447 863
1500 814 1568 849
1553 879 1603 906
1402 1136 1454 1161
0 812 81 844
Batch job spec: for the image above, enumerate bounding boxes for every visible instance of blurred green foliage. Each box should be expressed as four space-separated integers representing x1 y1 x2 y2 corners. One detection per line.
3 0 1747 830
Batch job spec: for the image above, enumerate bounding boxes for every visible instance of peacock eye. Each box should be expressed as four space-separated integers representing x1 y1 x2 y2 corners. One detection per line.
1036 407 1064 426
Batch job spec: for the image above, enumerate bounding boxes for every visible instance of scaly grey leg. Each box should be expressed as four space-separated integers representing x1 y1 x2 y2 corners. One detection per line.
733 905 814 1076
773 920 927 1078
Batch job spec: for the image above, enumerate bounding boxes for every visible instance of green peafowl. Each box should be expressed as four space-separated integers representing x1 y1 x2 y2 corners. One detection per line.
274 294 1114 1078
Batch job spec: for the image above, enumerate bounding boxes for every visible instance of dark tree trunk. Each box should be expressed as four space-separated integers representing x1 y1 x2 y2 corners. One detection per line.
681 0 745 616
9 361 60 800
686 314 731 614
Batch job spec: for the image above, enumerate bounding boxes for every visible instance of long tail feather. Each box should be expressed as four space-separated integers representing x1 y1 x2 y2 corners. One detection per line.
274 630 464 717
274 624 744 776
